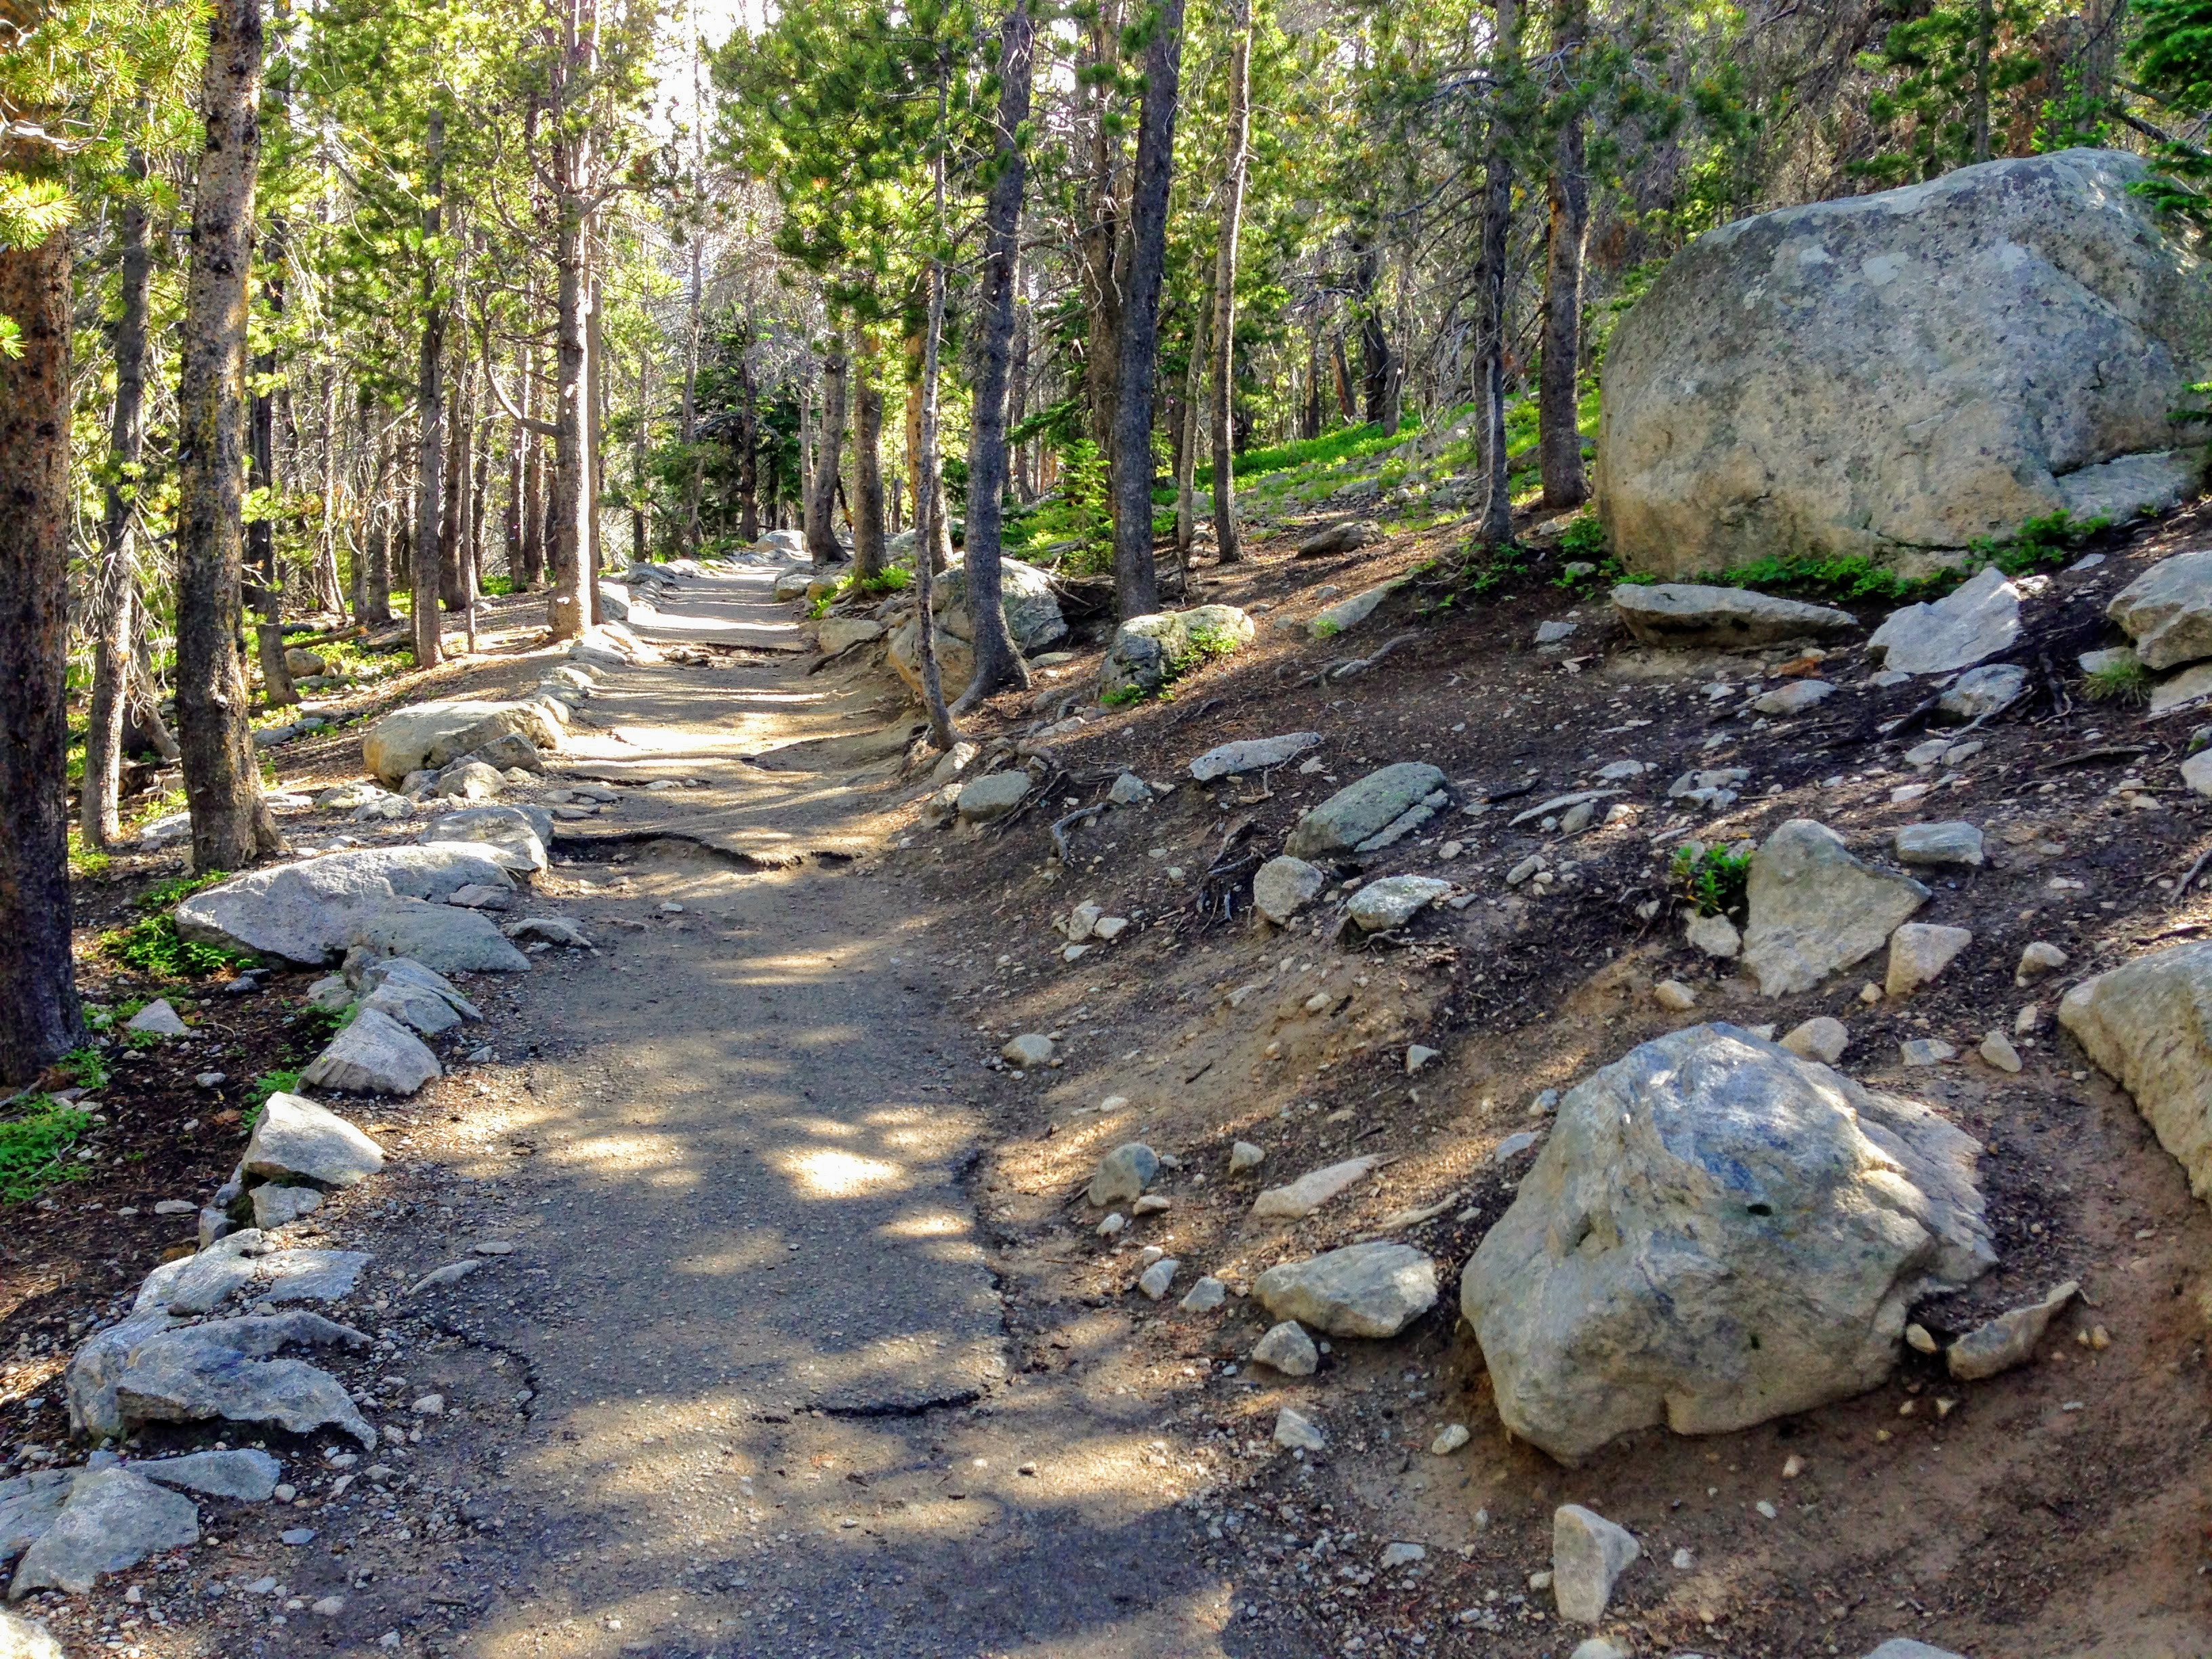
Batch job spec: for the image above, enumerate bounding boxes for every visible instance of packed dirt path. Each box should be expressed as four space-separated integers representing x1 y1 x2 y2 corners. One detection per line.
376 570 1252 1659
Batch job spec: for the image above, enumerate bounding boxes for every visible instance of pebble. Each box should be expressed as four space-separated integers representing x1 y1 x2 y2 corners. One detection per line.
1430 1423 1470 1456
1900 1038 1957 1066
1132 1193 1172 1214
1653 979 1698 1011
279 1528 316 1547
1780 1016 1849 1064
1252 1320 1320 1376
1137 1258 1179 1300
1097 1213 1126 1237
1180 1276 1228 1313
312 1597 346 1616
1272 1406 1326 1452
1228 1141 1265 1174
1405 1044 1439 1073
1552 1504 1639 1623
2015 940 2069 985
1379 1541 1427 1568
1001 1033 1056 1070
1978 1030 2024 1073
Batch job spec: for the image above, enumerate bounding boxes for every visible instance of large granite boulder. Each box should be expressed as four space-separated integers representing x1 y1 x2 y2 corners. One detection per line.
1283 763 1448 860
173 846 529 970
1597 150 2212 579
2060 942 2212 1201
417 804 552 873
887 557 1068 701
363 700 563 785
1100 605 1255 701
1740 819 1929 996
7 1468 199 1598
1461 1025 1993 1464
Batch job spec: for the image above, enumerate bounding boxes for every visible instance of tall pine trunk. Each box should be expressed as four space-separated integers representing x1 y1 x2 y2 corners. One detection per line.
0 222 84 1080
412 110 448 665
359 405 394 624
587 271 605 612
1174 280 1209 563
86 181 152 849
1352 229 1391 425
247 186 295 708
550 169 590 637
1078 1 1124 465
1108 0 1186 621
1210 0 1252 562
1538 0 1589 510
176 0 283 872
912 69 958 750
851 327 888 585
1473 0 1519 547
805 340 848 567
954 0 1038 715
737 352 760 543
682 236 703 558
439 362 468 609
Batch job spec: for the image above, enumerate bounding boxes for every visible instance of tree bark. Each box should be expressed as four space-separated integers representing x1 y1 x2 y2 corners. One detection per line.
1107 0 1186 621
851 327 888 584
1078 0 1125 465
953 0 1038 716
1210 0 1252 562
413 110 448 666
518 342 546 588
86 179 152 850
359 403 394 624
1352 229 1391 426
805 338 848 567
550 169 589 637
913 68 959 750
737 350 760 543
0 223 84 1080
587 271 605 613
1174 280 1208 564
1538 0 1590 510
681 234 703 557
176 0 283 872
439 360 468 609
1474 0 1519 547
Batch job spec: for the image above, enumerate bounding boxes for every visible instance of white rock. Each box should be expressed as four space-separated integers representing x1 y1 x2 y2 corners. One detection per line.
1753 678 1837 716
0 1609 64 1658
957 771 1033 823
300 1007 441 1097
125 1000 187 1036
2108 546 2212 669
1900 1037 1957 1066
1868 567 2022 675
2060 943 2212 1201
1893 821 1985 867
1250 1156 1380 1222
1228 1141 1265 1174
1885 922 1973 996
1272 1407 1326 1452
1461 1025 1992 1463
1938 661 2028 719
7 1468 199 1595
1862 1640 1970 1659
1378 1541 1427 1569
1189 733 1322 782
1780 1016 1849 1063
1180 1276 1228 1313
1087 1143 1159 1205
2015 940 2069 985
1685 912 1741 960
1252 856 1327 925
1947 1280 2079 1380
1552 1503 1639 1623
1001 1032 1056 1070
1430 1423 1471 1456
1253 1243 1438 1338
1741 819 1928 996
1136 1258 1179 1300
1251 1320 1320 1376
1654 979 1698 1011
1406 1044 1440 1073
1978 1031 2023 1073
1610 585 1858 649
243 1092 386 1187
1347 874 1452 932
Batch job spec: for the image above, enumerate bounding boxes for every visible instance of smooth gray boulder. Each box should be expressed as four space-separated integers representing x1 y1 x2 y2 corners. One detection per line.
243 1091 386 1188
2060 942 2212 1200
0 1474 70 1565
1088 1143 1159 1206
1597 149 2212 578
1252 856 1327 924
1740 819 1929 996
173 845 522 967
7 1469 198 1598
1460 1025 1993 1465
249 1184 324 1229
134 1448 282 1501
887 556 1067 701
1868 566 2022 675
1189 732 1322 782
956 771 1032 823
1296 518 1380 558
362 699 562 785
1938 661 2029 720
339 900 533 972
300 1007 441 1096
1101 606 1254 700
418 804 552 872
1284 764 1448 860
1252 1243 1439 1338
2110 547 2212 669
1347 875 1451 932
1611 583 1858 649
359 977 463 1036
431 760 504 802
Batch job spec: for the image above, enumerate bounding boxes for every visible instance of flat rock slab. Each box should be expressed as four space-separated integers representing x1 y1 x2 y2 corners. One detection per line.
1948 1280 2078 1380
956 771 1032 823
114 1317 376 1449
1347 875 1452 931
1307 580 1403 638
134 1448 282 1501
0 1474 71 1565
300 1007 441 1097
1741 819 1928 996
1461 1023 1992 1465
1868 566 2022 676
2060 941 2212 1201
1284 764 1448 861
173 846 522 967
1250 1156 1380 1222
1253 1243 1438 1338
418 805 552 872
1894 821 1984 867
1189 733 1322 782
359 979 464 1036
243 1092 386 1188
1610 584 1858 649
2109 546 2212 670
363 700 563 785
1252 856 1326 924
7 1468 199 1597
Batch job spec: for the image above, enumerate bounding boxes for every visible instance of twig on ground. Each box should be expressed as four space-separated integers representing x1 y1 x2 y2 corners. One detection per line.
2179 843 2212 897
1049 802 1110 863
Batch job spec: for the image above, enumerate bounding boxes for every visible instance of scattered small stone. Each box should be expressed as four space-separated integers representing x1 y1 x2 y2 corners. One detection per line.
1430 1423 1471 1456
1948 1281 2079 1380
125 1000 187 1037
1096 1214 1126 1237
279 1527 316 1547
1272 1407 1326 1452
2015 941 2070 985
1379 1541 1427 1569
1885 922 1973 997
1553 1503 1639 1624
1493 1131 1540 1165
1228 1141 1265 1174
1978 1030 2024 1073
1002 1033 1057 1071
1780 1016 1849 1064
1251 1155 1380 1221
1405 1044 1440 1073
406 1259 484 1295
1893 821 1985 867
1252 1321 1320 1376
1179 1276 1227 1313
1654 979 1698 1011
1136 1258 1179 1300
1087 1143 1159 1206
1900 1037 1957 1066
1685 913 1741 960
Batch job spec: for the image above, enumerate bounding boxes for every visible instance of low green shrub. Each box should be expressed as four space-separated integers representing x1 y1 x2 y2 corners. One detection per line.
0 1097 94 1205
1670 842 1753 918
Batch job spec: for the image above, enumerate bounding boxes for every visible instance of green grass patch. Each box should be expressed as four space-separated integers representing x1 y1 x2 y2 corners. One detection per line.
52 1047 110 1091
2084 656 2151 703
1689 512 2110 606
0 1097 94 1205
102 870 256 980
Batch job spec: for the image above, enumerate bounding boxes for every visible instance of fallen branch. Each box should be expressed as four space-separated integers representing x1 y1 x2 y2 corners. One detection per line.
1050 802 1111 863
2034 744 2154 772
2179 843 2212 897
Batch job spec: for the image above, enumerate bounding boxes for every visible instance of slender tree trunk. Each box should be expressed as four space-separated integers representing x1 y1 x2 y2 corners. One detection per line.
1474 0 1519 547
806 339 848 567
313 368 346 611
1008 258 1033 504
1303 327 1323 438
913 69 958 750
176 0 283 872
518 342 545 588
0 222 83 1080
1538 0 1590 510
247 243 295 708
682 235 703 557
1175 283 1208 562
852 327 888 584
587 270 605 613
468 387 490 593
1331 328 1355 421
737 352 760 542
413 110 448 666
954 0 1038 715
1210 0 1252 562
129 623 180 762
550 167 589 637
86 180 152 850
1079 1 1125 464
1108 0 1186 621
360 409 394 624
1352 229 1391 426
439 363 468 609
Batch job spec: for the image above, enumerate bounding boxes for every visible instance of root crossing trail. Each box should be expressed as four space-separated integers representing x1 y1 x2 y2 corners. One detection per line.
373 569 1250 1659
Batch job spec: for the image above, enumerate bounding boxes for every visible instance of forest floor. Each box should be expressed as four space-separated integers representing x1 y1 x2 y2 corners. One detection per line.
8 489 2212 1659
